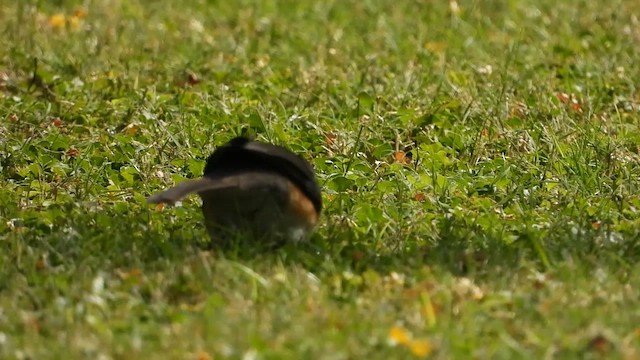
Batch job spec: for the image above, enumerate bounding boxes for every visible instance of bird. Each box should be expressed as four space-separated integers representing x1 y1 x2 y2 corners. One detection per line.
147 137 322 247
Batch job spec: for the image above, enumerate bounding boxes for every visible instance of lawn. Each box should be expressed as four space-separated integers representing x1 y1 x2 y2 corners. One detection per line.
1 0 640 358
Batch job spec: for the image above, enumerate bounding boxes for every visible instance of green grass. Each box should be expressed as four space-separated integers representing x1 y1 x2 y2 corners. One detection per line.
2 0 640 358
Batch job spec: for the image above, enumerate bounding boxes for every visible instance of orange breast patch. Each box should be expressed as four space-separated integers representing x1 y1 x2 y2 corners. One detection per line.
288 182 319 225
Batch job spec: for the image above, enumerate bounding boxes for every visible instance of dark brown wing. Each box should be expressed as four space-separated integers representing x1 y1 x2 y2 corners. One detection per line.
203 137 322 213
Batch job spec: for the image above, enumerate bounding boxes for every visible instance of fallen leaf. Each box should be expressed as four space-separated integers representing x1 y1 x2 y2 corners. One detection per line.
52 117 64 127
325 131 338 146
194 351 212 360
73 8 88 18
409 338 433 358
388 325 411 346
423 42 448 52
588 334 612 355
123 123 140 135
454 277 484 300
48 14 66 30
476 65 493 75
359 114 371 124
510 102 528 117
394 151 411 164
256 55 270 68
187 72 201 85
66 149 79 158
556 92 570 104
571 100 583 114
351 251 365 261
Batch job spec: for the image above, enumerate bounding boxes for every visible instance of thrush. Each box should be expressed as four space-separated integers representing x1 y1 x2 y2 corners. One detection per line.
147 137 322 246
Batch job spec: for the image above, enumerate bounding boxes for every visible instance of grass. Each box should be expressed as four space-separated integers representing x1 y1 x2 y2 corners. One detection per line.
1 0 640 358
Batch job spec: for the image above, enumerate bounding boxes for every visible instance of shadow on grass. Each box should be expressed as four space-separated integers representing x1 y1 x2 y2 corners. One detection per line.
280 217 640 279
7 202 640 279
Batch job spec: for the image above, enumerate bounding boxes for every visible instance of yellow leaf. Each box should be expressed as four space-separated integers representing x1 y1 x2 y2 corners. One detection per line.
48 14 66 29
409 338 433 358
423 42 448 52
388 325 411 345
124 123 139 135
420 292 437 328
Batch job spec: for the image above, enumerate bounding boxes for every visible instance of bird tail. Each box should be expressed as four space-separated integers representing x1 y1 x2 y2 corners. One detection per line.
147 173 288 205
147 178 221 205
